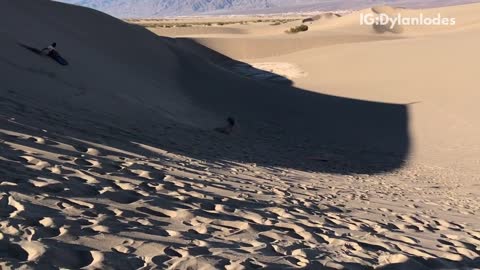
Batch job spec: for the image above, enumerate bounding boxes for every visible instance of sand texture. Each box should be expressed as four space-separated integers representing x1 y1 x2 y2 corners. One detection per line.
0 0 479 269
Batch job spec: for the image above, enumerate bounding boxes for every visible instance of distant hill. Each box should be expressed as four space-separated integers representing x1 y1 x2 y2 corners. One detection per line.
58 0 274 17
57 0 480 17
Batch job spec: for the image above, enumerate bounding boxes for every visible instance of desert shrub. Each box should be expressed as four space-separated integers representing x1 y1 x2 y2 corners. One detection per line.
287 24 309 34
302 18 314 23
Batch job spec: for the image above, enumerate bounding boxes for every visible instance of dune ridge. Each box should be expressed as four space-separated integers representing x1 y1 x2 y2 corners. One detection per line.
151 3 480 174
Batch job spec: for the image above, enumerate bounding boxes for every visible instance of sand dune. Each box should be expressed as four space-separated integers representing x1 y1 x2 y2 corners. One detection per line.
157 3 480 59
1 0 479 269
155 3 480 174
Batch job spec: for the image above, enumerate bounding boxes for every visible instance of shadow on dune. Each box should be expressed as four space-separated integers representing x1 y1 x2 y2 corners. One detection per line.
3 29 410 175
151 37 411 174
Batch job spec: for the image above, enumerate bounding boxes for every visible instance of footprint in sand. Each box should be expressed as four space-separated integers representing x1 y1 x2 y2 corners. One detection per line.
0 194 17 218
40 245 95 269
73 145 89 153
0 240 29 261
112 244 135 254
73 158 96 167
102 190 142 204
64 177 100 196
20 156 51 170
2 195 25 218
30 178 65 194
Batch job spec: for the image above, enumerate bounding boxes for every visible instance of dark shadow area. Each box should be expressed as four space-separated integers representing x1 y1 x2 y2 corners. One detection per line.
158 37 410 174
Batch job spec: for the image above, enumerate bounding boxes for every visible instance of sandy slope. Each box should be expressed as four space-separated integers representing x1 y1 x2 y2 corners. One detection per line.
267 32 480 172
0 0 479 269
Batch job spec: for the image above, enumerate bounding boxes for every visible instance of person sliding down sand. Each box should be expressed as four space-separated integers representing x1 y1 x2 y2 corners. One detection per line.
215 117 236 135
41 42 57 56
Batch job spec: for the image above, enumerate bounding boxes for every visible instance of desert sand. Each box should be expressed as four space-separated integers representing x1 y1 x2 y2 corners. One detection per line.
0 0 479 269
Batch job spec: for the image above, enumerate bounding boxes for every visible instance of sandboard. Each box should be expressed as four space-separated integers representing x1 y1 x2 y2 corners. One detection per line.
48 50 69 66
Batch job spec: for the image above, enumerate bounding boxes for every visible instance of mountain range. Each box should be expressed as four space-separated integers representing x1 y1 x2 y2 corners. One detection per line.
57 0 480 17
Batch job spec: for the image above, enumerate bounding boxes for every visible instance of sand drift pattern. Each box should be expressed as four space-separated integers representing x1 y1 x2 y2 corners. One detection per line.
0 117 478 269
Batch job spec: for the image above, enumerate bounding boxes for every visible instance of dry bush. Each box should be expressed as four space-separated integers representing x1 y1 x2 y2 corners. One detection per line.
286 24 309 33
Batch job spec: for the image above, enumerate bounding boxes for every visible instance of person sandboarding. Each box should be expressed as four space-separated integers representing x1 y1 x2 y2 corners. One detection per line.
41 42 68 66
215 117 236 135
19 42 69 66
